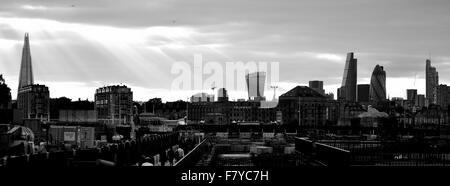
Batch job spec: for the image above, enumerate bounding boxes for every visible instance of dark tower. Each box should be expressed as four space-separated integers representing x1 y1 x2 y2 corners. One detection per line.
340 52 357 102
369 65 386 103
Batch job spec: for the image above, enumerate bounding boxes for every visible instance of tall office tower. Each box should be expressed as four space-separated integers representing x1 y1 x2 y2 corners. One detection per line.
407 89 418 105
357 84 370 103
309 80 325 95
16 33 50 121
369 65 386 103
426 59 439 105
246 72 266 101
18 33 34 90
340 52 357 102
217 88 229 102
95 85 133 125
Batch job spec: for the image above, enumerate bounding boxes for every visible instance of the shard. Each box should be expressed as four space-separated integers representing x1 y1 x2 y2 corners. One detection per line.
18 33 34 91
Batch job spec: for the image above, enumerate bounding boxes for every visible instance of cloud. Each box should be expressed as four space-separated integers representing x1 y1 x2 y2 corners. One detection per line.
315 53 345 63
1 0 450 102
21 5 48 11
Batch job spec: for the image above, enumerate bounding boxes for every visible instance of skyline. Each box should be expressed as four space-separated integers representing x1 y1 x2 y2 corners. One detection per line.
1 0 450 101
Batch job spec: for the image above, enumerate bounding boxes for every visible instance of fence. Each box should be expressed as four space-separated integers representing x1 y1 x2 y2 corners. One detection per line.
319 140 450 166
295 137 350 166
174 138 211 167
1 132 180 167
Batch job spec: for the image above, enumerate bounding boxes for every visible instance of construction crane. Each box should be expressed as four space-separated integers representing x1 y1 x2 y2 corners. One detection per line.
211 84 216 102
270 85 278 101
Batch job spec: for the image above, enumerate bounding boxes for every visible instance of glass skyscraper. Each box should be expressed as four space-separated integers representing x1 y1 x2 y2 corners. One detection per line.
369 65 386 103
340 52 357 102
426 59 439 105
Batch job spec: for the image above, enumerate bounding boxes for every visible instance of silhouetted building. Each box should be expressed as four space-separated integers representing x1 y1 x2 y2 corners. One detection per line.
407 89 418 106
188 101 275 125
17 84 50 121
369 65 386 103
191 93 214 102
246 72 266 101
436 84 450 108
0 75 12 124
309 80 325 95
325 93 334 100
143 99 187 120
417 94 425 108
0 75 11 110
16 33 50 121
426 59 439 105
217 88 229 102
339 52 357 102
50 97 95 120
95 85 133 125
357 84 370 103
335 101 365 126
278 86 328 126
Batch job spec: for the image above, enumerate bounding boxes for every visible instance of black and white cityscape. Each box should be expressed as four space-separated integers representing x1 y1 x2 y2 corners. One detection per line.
2 0 450 169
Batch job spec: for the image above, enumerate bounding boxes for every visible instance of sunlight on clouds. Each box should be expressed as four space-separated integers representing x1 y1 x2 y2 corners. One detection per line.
0 16 221 100
0 17 197 46
21 5 48 11
315 53 344 63
0 38 19 49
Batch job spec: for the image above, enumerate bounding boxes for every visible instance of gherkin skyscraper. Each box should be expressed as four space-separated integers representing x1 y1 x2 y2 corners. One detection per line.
369 65 386 103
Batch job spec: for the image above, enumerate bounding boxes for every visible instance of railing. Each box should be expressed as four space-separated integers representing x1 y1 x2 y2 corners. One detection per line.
174 138 211 167
295 137 350 167
319 140 450 166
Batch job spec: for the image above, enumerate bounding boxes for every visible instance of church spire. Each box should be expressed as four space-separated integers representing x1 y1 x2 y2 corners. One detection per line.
18 32 34 90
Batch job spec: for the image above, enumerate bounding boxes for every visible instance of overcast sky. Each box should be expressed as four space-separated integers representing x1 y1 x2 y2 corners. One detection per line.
1 0 450 102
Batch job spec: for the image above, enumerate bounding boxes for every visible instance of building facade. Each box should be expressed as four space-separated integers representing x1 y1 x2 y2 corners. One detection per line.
435 84 450 108
217 88 229 102
309 80 325 95
417 94 426 108
407 89 418 105
278 86 328 126
191 93 214 102
357 84 370 103
95 85 133 125
17 84 50 121
188 100 276 125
